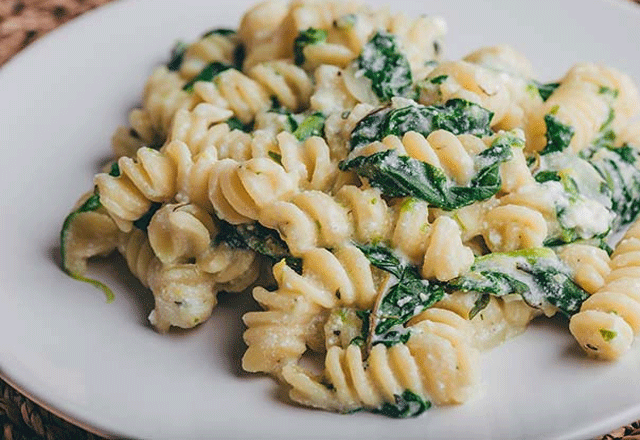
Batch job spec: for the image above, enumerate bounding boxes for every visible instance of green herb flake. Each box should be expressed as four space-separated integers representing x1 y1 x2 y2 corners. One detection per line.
293 112 326 141
599 328 617 342
598 86 619 98
183 62 233 92
356 32 413 101
293 28 328 66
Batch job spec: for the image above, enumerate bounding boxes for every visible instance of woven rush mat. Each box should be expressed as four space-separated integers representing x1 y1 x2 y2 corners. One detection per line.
3 0 640 439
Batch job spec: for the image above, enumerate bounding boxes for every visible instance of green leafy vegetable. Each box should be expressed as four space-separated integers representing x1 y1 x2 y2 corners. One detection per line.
183 62 233 92
202 28 236 37
216 221 302 272
599 328 617 342
372 390 431 418
233 44 246 70
133 202 162 232
293 112 326 141
591 146 640 228
598 86 619 98
167 41 188 71
540 113 575 156
293 28 328 65
226 116 253 132
449 248 589 317
532 81 560 102
340 131 515 211
429 75 449 85
350 99 494 151
60 192 114 302
356 244 445 346
355 32 413 101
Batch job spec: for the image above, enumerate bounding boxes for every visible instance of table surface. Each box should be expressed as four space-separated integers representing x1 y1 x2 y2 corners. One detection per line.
1 0 640 439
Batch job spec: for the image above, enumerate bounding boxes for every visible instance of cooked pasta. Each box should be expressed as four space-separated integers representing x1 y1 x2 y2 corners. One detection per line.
60 0 640 419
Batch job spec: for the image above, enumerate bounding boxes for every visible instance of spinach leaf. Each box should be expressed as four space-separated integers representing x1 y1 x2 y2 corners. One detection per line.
340 131 514 211
183 62 233 92
532 81 560 102
540 113 575 155
350 99 494 151
355 32 414 101
374 270 445 336
355 243 445 347
216 221 302 272
226 116 253 132
591 146 640 228
372 390 431 418
202 28 236 37
293 28 328 66
133 202 162 232
449 248 589 317
167 41 188 71
293 112 326 141
60 191 114 302
355 243 404 278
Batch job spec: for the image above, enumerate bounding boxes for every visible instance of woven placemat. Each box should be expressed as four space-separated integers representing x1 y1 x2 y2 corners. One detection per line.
2 1 640 439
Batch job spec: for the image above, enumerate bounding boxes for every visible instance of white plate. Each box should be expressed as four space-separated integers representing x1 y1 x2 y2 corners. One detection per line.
1 0 640 438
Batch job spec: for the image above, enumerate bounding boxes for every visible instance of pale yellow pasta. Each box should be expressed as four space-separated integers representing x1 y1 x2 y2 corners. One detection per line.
570 219 640 360
282 308 478 413
179 32 239 80
147 203 217 265
526 63 639 154
421 60 536 130
62 192 122 276
95 147 180 232
482 204 548 253
432 292 538 350
167 105 234 156
421 216 474 282
557 243 611 294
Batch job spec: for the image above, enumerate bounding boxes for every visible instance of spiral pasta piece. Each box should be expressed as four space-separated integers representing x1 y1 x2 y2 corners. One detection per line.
570 220 640 359
421 61 534 130
526 63 639 154
258 185 390 255
282 308 479 413
482 204 548 253
463 45 535 79
178 32 240 80
168 105 234 156
62 192 122 276
95 147 180 231
146 202 261 292
557 243 611 294
433 292 538 350
421 216 474 282
358 129 487 186
118 227 248 333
